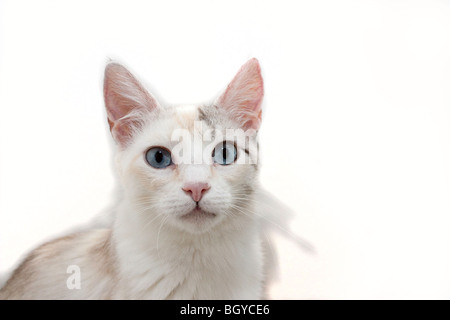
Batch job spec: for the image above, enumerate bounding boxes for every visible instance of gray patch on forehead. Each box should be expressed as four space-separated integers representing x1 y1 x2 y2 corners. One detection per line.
197 104 218 128
197 104 243 130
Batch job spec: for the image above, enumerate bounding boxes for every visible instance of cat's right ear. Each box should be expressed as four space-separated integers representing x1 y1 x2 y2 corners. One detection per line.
215 58 264 131
103 63 160 147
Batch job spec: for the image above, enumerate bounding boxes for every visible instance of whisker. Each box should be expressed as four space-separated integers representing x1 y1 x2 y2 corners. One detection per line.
143 212 165 230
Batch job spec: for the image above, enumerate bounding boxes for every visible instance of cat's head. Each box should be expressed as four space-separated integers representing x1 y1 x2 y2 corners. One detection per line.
103 59 264 234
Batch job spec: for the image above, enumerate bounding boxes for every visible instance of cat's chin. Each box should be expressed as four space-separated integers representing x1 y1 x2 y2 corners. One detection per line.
180 207 217 222
168 207 222 234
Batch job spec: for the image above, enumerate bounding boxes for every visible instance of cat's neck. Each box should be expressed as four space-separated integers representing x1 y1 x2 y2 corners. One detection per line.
110 198 262 299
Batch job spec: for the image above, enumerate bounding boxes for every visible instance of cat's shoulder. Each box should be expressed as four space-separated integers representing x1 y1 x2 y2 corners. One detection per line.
0 228 113 299
28 228 111 262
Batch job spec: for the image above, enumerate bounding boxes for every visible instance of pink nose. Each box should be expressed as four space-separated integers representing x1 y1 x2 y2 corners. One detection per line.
182 182 211 202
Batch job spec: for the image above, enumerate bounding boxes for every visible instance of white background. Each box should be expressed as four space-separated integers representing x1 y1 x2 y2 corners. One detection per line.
1 0 450 299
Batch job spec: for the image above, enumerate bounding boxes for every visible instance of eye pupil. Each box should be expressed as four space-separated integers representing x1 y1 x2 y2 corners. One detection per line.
155 151 163 163
222 147 227 160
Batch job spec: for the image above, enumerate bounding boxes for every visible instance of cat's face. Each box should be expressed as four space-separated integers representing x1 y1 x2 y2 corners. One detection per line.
104 59 263 234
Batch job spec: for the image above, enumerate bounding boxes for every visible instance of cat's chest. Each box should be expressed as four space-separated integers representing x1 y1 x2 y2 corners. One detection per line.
158 249 249 299
118 239 263 299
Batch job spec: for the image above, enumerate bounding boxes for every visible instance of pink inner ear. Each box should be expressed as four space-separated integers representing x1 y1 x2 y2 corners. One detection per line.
103 63 159 146
217 58 264 130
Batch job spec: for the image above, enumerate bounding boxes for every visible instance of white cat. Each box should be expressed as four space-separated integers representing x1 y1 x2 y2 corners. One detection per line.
0 58 278 299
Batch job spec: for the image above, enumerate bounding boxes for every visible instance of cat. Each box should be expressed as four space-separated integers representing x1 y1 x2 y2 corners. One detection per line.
0 58 275 299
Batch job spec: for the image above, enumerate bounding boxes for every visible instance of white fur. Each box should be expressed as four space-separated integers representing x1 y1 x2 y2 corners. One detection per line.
110 105 264 299
112 199 263 299
0 60 271 299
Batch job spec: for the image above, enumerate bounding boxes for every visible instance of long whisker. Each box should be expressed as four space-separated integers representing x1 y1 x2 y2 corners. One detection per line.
143 212 165 230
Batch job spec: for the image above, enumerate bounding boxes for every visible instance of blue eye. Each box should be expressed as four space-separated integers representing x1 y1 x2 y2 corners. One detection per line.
145 147 172 168
213 141 237 165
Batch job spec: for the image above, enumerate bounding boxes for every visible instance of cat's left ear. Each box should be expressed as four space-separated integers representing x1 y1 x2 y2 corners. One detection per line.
215 58 264 131
103 62 160 147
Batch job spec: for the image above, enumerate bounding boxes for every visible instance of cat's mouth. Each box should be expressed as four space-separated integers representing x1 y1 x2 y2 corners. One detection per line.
181 207 216 221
